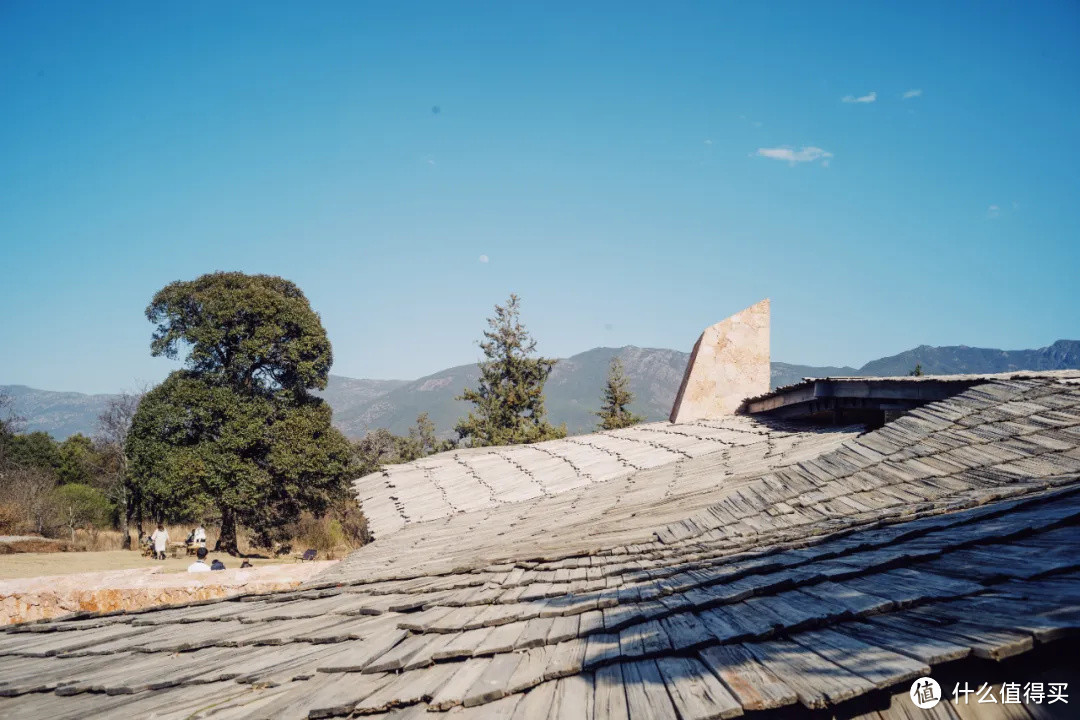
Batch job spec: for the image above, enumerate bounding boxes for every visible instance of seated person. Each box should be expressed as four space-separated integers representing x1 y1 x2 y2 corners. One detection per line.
240 559 253 569
187 547 211 572
210 558 226 571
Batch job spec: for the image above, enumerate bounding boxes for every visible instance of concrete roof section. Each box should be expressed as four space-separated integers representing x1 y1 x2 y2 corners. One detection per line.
2 374 1079 719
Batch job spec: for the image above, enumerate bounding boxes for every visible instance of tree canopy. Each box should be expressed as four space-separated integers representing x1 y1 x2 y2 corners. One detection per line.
58 434 96 485
455 294 566 447
128 272 353 553
595 357 644 431
146 272 333 394
352 413 456 477
3 431 61 474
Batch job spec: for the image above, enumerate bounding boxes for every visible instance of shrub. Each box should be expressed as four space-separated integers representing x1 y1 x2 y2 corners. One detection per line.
48 483 113 542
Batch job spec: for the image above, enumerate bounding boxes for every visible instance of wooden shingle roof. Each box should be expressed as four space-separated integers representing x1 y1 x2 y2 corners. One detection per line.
2 375 1079 719
351 416 853 540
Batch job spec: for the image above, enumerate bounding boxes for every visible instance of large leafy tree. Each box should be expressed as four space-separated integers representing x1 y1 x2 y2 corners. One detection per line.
127 272 352 554
455 294 566 447
595 357 644 431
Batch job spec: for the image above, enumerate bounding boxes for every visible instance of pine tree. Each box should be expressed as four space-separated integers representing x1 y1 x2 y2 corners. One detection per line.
455 294 566 447
909 363 924 377
595 357 644 430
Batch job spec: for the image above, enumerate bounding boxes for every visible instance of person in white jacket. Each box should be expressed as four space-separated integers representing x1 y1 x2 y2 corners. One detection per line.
193 524 207 548
149 524 169 560
187 547 211 572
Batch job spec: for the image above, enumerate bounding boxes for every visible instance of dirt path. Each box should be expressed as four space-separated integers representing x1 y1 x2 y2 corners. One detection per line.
0 550 291 579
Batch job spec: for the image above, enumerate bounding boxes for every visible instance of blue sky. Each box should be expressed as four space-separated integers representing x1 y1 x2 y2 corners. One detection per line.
2 1 1078 394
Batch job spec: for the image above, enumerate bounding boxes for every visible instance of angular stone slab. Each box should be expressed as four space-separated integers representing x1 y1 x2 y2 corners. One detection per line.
670 299 770 423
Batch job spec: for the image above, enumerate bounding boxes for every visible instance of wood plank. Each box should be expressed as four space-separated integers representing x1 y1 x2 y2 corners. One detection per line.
508 678 558 720
659 612 713 652
549 672 595 720
543 638 588 681
902 608 1035 660
583 633 622 670
452 693 522 719
473 622 527 657
505 646 553 695
797 580 896 616
790 627 929 689
363 632 427 673
622 659 679 720
317 628 409 673
463 651 525 706
744 639 876 709
303 670 395 719
547 615 581 644
655 655 743 720
516 617 556 649
698 644 796 711
593 663 631 720
434 627 495 661
354 661 460 713
429 658 494 711
841 618 971 665
403 632 459 670
930 595 1080 643
697 605 772 642
578 610 605 637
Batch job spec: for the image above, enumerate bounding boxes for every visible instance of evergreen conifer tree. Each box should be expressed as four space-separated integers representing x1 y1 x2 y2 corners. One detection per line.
595 356 644 430
455 294 566 447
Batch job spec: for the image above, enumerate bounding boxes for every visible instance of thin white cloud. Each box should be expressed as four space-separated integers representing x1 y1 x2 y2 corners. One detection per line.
842 91 877 104
478 254 489 263
756 146 833 166
704 139 713 145
987 205 1001 219
902 89 923 99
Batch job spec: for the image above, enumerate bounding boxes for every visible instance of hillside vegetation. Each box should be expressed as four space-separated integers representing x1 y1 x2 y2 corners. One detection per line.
6 340 1079 440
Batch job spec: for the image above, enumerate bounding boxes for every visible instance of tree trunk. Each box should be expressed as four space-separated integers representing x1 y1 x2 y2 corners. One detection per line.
134 488 145 544
215 507 239 555
122 490 135 552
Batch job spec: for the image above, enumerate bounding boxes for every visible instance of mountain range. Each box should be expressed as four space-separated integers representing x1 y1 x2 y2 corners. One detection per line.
3 340 1078 441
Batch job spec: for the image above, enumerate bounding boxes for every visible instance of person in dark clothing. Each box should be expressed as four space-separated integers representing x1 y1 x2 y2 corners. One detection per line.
210 558 226 571
240 559 253 569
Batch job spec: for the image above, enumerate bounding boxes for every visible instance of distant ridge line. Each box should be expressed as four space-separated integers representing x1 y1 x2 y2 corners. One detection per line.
3 340 1077 440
